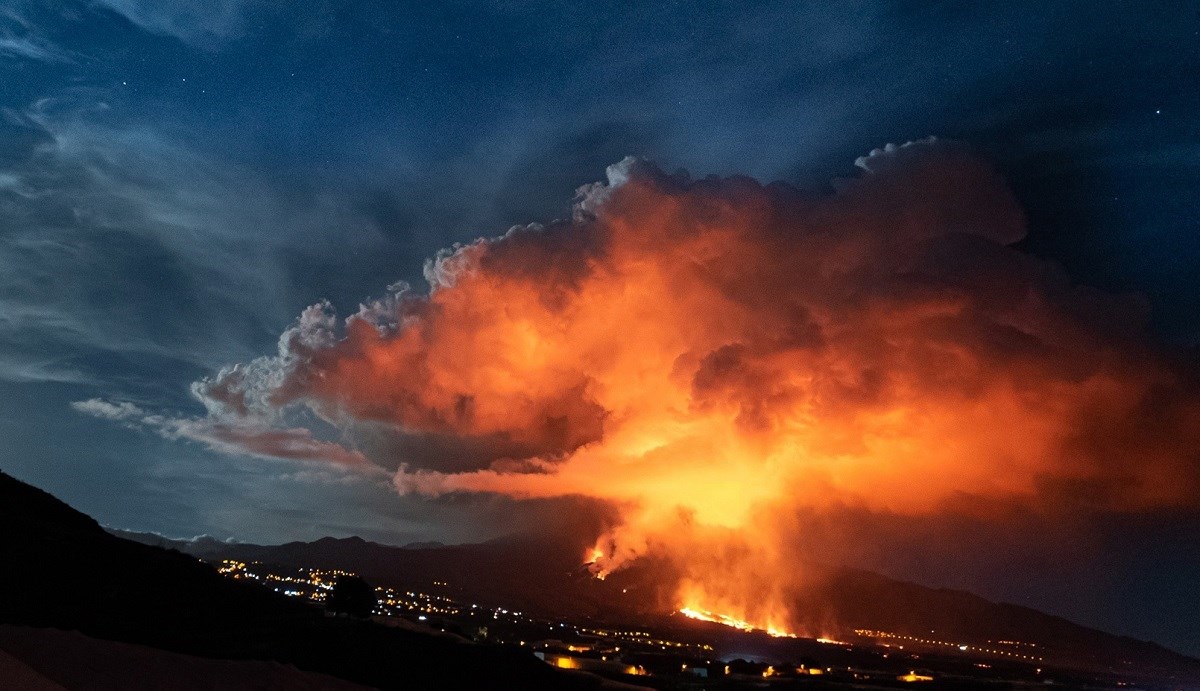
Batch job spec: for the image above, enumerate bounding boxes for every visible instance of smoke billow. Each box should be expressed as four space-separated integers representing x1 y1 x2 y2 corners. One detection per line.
188 139 1200 633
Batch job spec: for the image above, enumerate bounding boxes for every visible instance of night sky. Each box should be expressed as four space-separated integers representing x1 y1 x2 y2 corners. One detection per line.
2 1 1198 656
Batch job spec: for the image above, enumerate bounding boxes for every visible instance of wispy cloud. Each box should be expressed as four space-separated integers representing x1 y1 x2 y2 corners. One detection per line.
0 5 76 63
71 396 373 468
0 94 398 388
0 35 73 63
88 0 256 49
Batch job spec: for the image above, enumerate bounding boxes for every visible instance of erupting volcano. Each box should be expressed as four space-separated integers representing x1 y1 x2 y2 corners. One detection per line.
190 140 1200 639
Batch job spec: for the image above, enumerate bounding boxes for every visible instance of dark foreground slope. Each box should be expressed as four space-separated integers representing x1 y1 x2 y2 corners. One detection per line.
0 625 372 690
0 469 605 690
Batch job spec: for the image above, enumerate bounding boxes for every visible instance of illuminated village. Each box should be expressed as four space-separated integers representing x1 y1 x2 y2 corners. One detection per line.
213 559 1153 689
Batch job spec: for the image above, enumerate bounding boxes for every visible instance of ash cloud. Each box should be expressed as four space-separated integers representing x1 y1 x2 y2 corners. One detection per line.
168 139 1200 632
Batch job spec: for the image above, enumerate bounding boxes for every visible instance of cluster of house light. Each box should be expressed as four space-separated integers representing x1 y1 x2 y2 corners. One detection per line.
218 560 350 600
376 587 461 617
214 560 708 655
215 560 1054 686
853 629 1044 662
577 625 713 654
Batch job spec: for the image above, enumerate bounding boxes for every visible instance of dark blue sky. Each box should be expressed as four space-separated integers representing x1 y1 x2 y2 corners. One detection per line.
1 1 1198 654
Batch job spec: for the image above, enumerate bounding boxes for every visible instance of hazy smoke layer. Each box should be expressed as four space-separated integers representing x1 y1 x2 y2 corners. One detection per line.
191 140 1200 633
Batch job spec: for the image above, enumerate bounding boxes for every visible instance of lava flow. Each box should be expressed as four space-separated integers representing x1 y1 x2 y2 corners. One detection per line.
678 607 797 639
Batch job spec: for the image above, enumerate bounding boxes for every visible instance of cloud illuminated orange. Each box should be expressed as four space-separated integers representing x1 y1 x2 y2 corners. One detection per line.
190 140 1200 635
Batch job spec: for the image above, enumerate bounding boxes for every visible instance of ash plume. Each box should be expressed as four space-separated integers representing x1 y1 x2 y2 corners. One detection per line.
184 139 1200 634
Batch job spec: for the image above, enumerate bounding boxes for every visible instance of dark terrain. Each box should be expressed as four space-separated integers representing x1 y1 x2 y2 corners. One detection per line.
0 469 609 690
120 526 1200 686
5 463 1199 690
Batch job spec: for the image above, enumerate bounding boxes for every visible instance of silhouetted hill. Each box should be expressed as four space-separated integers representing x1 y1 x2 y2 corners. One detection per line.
0 469 608 690
0 625 371 690
120 526 1200 684
791 566 1200 681
115 530 608 619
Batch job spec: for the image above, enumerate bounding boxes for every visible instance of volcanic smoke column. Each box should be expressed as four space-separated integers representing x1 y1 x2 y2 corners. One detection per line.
193 140 1200 636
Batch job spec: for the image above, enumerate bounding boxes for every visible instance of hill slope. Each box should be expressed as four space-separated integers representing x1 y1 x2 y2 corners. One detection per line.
0 469 604 690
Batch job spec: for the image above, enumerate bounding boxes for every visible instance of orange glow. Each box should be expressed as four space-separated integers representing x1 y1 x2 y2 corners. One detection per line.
197 145 1200 638
678 606 797 638
678 607 753 632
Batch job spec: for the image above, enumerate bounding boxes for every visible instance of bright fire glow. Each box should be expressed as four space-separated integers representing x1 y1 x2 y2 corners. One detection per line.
678 607 752 632
679 606 796 638
194 145 1200 639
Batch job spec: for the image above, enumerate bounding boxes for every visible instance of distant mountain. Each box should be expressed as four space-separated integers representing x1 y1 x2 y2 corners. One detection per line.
112 529 613 619
790 567 1200 682
0 469 607 690
117 528 1200 685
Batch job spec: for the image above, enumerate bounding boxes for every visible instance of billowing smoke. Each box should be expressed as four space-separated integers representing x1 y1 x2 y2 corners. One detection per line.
189 139 1200 634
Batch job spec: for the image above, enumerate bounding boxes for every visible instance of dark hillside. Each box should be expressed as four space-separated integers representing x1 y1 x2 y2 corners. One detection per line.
0 469 601 690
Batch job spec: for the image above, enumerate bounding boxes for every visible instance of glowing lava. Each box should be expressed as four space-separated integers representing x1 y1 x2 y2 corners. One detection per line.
586 548 607 579
678 607 797 638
